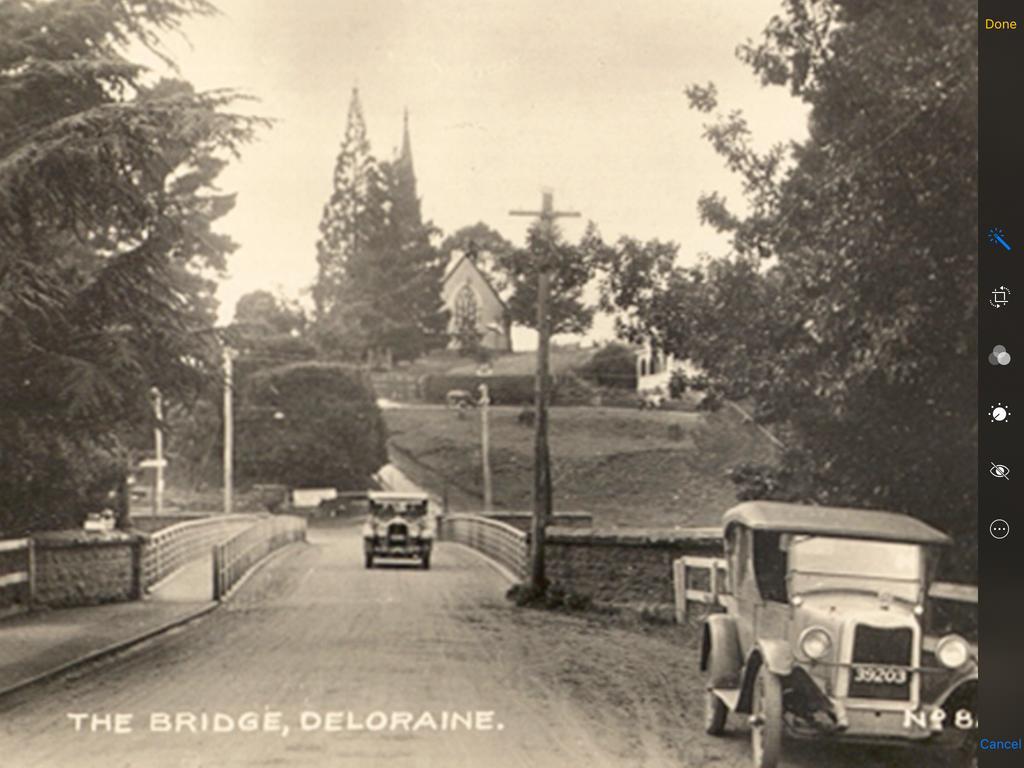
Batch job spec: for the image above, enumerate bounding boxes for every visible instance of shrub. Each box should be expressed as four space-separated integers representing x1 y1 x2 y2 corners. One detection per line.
235 362 388 490
577 343 637 390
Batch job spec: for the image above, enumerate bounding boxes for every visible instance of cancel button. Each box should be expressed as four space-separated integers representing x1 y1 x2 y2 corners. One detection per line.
980 737 1022 751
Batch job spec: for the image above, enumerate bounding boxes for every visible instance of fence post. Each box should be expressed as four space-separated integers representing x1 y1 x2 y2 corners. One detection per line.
673 558 687 624
26 538 36 610
212 545 222 601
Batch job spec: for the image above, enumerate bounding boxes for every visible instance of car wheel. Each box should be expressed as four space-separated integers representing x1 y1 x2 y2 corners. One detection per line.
364 553 373 569
422 552 431 570
750 667 783 768
704 688 728 735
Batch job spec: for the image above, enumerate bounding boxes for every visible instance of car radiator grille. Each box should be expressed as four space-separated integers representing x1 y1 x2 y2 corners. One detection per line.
387 523 408 542
848 625 913 701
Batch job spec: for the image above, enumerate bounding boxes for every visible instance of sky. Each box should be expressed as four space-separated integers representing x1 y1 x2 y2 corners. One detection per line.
156 0 809 343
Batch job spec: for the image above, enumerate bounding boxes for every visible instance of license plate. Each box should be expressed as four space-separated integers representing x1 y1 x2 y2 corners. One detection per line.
853 665 907 685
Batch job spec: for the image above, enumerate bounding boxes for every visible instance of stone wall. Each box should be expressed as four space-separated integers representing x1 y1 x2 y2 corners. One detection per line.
33 531 145 608
545 527 722 606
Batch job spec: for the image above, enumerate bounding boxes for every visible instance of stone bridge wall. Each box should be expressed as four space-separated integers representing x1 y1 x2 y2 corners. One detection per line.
545 527 722 606
32 531 146 608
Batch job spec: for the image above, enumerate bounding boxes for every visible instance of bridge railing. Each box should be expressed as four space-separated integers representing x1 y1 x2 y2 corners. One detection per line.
438 514 528 581
142 514 262 590
673 555 978 651
213 515 306 600
0 538 34 611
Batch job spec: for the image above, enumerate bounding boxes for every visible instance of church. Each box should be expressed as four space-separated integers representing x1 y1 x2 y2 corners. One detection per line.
397 106 512 353
441 250 513 352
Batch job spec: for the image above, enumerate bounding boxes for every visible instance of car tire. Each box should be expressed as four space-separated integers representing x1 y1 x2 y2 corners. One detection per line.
750 666 783 768
365 553 373 569
422 552 431 570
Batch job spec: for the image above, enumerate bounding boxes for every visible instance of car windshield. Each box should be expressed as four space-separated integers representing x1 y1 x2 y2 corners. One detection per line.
371 501 426 518
788 535 923 602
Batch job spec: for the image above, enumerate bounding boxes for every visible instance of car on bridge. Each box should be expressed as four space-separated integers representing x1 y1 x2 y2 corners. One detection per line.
362 491 434 570
699 501 977 768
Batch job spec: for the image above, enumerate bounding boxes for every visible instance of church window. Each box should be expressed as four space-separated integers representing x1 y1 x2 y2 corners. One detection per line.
454 284 479 329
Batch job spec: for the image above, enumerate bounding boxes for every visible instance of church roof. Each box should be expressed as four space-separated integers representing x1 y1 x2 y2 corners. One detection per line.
442 252 508 311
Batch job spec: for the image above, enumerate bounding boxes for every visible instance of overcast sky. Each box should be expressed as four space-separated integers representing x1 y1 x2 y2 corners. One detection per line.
159 0 808 341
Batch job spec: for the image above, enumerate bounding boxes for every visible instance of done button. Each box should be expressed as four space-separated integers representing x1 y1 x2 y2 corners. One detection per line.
985 18 1018 30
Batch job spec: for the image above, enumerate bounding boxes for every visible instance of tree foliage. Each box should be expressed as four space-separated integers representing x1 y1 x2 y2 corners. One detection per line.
311 93 447 362
235 362 388 489
0 0 265 533
602 0 977 570
496 221 603 336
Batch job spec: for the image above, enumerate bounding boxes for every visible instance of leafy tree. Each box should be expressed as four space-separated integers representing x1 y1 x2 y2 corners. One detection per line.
440 222 516 288
577 343 638 390
602 0 977 573
312 98 447 362
234 362 388 489
0 0 264 533
233 290 306 336
496 221 603 335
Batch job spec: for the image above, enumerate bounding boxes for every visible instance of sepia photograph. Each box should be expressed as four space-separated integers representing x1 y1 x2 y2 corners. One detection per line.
0 1 978 766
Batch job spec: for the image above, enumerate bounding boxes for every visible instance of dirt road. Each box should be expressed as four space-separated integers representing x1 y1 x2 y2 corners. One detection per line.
0 526 960 768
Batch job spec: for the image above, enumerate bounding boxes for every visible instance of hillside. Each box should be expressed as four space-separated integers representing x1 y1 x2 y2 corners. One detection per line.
383 403 780 528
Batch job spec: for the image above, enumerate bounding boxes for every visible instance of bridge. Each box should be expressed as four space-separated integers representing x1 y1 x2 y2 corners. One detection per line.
0 513 971 768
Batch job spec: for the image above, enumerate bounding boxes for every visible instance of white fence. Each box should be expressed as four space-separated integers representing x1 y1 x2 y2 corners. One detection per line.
438 514 528 581
0 538 34 611
213 515 307 600
142 514 262 590
673 555 978 650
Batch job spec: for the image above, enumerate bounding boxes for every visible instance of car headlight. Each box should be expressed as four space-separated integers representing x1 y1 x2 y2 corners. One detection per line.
799 626 833 660
935 634 970 669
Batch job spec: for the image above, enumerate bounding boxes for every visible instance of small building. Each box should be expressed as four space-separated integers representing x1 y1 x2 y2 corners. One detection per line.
636 340 695 397
441 250 513 352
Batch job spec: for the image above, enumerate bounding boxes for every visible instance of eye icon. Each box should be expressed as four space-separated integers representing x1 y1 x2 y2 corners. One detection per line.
990 403 1011 423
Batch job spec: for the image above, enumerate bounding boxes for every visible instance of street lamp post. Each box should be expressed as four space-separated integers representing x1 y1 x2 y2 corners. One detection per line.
478 383 493 512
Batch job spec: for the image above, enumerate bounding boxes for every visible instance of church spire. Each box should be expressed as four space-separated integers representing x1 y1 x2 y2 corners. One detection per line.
398 107 413 174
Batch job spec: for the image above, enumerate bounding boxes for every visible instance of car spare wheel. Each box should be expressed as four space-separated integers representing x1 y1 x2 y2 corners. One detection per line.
750 666 783 768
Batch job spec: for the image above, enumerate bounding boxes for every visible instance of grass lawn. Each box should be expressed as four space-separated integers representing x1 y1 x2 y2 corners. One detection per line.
384 403 779 528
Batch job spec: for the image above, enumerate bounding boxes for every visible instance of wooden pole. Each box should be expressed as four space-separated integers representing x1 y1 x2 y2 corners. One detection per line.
223 348 234 517
479 383 493 512
510 191 580 593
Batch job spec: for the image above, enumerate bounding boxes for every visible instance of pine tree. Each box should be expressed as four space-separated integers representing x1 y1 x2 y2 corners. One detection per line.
384 111 449 360
0 0 264 534
312 102 447 362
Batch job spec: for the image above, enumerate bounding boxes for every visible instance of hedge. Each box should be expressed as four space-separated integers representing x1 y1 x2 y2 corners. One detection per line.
420 372 595 406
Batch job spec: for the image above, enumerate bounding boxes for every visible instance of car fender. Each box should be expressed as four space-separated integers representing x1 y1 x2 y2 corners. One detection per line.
932 666 978 717
735 639 794 713
700 614 742 688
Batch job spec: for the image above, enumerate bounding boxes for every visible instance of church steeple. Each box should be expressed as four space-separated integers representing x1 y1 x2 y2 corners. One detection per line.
398 108 413 175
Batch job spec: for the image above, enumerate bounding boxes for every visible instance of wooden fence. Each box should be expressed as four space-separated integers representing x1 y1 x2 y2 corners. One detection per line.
0 538 34 612
212 515 307 600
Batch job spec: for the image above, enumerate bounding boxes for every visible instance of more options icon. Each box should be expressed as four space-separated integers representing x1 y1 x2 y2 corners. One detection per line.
990 519 1010 540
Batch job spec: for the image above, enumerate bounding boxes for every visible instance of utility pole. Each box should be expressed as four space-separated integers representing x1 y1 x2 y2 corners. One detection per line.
149 387 164 516
223 347 235 517
478 383 493 512
510 190 580 591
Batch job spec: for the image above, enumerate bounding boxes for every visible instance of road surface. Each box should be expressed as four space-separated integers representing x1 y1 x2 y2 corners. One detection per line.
0 526 962 767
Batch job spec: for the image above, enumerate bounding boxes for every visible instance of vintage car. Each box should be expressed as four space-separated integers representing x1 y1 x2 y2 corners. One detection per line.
361 491 434 569
700 501 976 768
